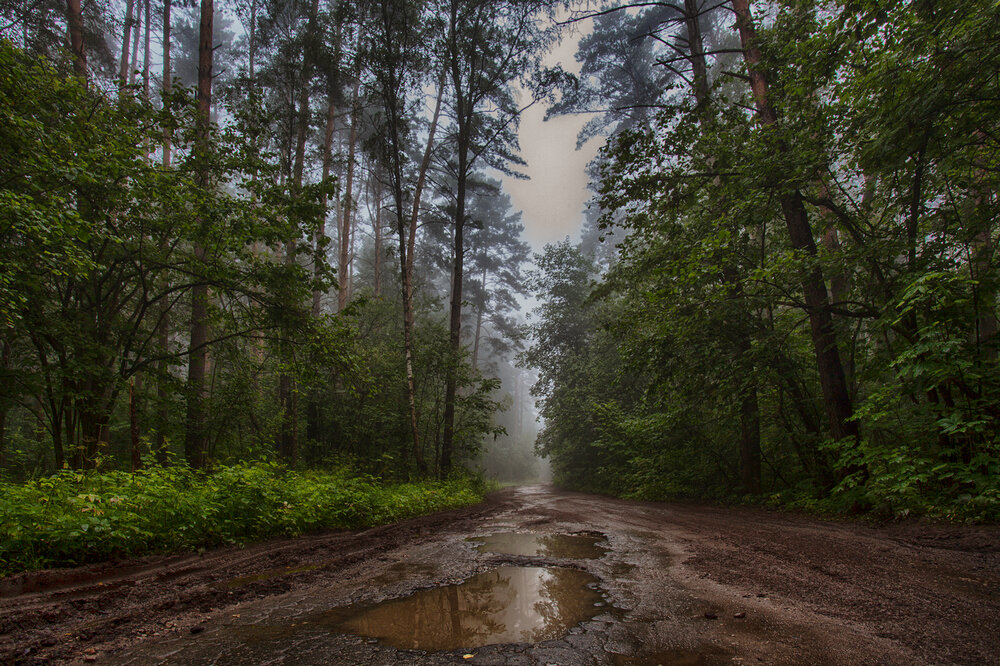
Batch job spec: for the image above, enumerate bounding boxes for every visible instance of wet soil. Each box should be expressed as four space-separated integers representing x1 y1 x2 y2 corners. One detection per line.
1 485 998 664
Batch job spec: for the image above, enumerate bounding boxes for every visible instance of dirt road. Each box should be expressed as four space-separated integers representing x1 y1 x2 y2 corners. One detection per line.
2 485 998 664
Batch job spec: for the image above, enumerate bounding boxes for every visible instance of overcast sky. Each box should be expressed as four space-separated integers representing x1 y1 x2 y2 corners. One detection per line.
502 24 603 251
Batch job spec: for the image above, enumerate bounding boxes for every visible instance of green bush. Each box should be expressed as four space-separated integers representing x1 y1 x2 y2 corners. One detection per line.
0 462 484 576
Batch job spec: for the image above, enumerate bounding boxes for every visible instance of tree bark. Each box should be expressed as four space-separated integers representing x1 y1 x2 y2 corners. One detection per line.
401 78 445 474
128 0 142 85
277 0 321 467
66 0 86 82
373 171 383 297
119 0 135 81
155 0 172 465
185 0 213 469
314 98 338 318
732 0 858 445
339 76 361 311
472 267 486 370
142 0 151 99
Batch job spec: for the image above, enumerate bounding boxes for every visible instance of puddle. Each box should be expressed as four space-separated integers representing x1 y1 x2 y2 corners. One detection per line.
468 532 608 559
316 566 605 651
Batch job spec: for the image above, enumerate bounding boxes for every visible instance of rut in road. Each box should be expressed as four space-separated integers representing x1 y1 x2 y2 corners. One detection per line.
2 486 998 665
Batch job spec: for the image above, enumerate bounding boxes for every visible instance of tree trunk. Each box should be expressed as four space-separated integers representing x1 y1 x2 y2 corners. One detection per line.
155 0 172 465
128 0 141 85
732 0 858 445
400 77 445 474
130 378 142 471
441 142 467 476
683 0 709 106
313 98 338 318
66 0 86 81
472 267 486 371
119 0 134 81
339 77 361 311
373 171 383 297
277 0 321 467
185 0 213 469
162 0 172 165
142 0 151 99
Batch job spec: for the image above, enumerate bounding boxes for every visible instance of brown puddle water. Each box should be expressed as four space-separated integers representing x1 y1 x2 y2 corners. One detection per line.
317 566 604 651
468 532 608 559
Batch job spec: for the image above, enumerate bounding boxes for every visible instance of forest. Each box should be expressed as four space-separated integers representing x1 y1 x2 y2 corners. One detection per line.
1 0 999 575
529 0 1000 520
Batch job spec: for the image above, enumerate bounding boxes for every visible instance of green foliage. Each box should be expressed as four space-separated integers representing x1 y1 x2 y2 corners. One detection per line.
528 0 1000 521
0 462 484 576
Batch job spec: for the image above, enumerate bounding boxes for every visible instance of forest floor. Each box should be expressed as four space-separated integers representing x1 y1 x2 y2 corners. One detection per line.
1 485 998 665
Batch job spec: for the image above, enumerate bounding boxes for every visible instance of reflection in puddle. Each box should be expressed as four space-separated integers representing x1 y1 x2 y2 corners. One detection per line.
469 532 608 559
320 566 603 651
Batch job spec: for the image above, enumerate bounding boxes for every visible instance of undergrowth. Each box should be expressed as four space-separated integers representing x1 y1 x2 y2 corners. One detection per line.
0 462 486 577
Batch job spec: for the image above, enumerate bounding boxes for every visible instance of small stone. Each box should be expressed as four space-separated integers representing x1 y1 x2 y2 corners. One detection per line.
190 626 205 635
84 648 97 655
733 612 746 619
704 612 718 620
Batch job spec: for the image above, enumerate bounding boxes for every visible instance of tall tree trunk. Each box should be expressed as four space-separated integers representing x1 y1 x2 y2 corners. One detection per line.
66 0 86 81
441 142 467 476
162 0 172 164
156 0 172 465
373 171 383 297
277 0 321 467
313 98 338 317
142 0 151 99
732 0 858 445
471 267 486 370
683 0 709 105
339 77 361 311
305 97 339 445
402 78 445 474
119 0 135 81
128 0 141 85
185 0 213 469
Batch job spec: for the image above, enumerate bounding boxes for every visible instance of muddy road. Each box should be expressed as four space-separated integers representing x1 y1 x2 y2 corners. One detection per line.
2 486 998 665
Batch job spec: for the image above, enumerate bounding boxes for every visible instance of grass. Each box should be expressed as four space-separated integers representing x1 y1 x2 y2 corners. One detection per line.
0 461 486 577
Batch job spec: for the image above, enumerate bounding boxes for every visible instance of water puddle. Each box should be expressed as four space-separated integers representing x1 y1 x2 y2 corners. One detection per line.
468 532 608 559
316 566 605 651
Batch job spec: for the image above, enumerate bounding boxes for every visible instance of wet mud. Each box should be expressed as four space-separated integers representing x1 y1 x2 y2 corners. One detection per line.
2 486 999 665
468 532 608 559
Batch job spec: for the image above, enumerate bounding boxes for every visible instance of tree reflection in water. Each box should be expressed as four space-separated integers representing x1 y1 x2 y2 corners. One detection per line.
322 566 602 651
